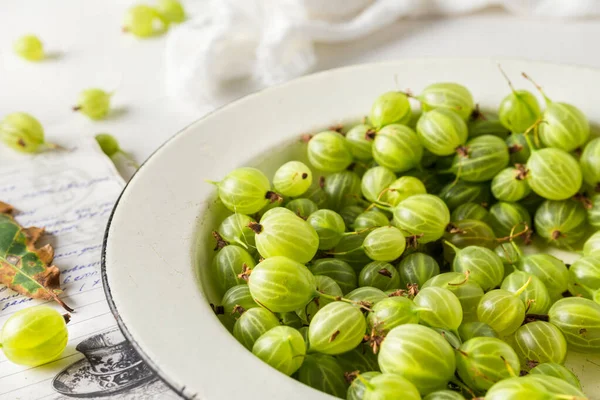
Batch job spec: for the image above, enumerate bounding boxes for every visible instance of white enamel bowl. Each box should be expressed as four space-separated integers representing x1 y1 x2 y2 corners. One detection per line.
102 59 600 399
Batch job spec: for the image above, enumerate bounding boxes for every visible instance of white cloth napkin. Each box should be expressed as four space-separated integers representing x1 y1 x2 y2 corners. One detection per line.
165 0 600 107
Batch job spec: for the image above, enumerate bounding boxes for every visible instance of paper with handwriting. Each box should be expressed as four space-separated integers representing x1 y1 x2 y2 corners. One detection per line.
0 139 178 400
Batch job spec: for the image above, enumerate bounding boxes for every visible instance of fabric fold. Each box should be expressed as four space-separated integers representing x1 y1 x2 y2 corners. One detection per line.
165 0 600 107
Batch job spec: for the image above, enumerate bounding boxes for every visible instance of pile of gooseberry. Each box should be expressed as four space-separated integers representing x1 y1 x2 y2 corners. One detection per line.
208 73 600 399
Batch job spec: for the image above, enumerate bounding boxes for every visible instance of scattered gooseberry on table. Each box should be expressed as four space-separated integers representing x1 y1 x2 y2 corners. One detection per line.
13 35 44 61
157 0 186 23
123 5 169 38
73 88 112 120
0 112 55 153
95 133 139 168
0 306 69 367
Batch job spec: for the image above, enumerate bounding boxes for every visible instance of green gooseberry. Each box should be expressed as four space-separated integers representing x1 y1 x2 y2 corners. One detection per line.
450 135 509 182
418 82 474 121
534 199 588 249
416 108 468 156
372 124 423 173
369 91 411 129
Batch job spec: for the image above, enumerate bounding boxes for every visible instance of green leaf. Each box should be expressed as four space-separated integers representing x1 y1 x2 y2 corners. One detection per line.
0 202 72 311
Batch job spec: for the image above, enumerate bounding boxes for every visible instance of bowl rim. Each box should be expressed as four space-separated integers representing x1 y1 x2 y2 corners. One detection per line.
101 57 600 399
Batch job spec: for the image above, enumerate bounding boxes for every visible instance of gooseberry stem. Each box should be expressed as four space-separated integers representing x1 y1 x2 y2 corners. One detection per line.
354 372 376 391
498 64 517 94
443 240 461 254
355 198 374 208
369 202 393 213
232 238 249 249
496 223 530 243
316 291 372 312
498 242 519 265
497 65 541 119
447 271 471 287
451 342 468 355
376 188 395 202
514 276 532 297
521 72 552 105
325 247 362 256
341 227 376 237
508 236 522 255
501 355 518 378
522 117 544 148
